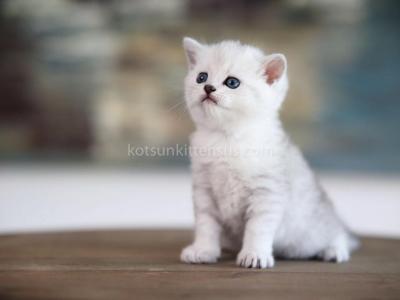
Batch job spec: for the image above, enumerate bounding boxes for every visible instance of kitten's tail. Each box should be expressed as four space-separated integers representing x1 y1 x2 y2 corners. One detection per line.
348 233 361 252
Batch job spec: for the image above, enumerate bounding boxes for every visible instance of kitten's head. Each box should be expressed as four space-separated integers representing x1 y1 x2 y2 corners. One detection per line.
183 37 288 130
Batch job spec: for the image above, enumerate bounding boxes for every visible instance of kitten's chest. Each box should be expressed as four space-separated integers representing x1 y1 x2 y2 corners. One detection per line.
208 159 249 232
191 130 269 232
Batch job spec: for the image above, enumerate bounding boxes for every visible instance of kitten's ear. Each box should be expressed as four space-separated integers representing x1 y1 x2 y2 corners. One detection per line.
263 54 287 85
183 37 203 69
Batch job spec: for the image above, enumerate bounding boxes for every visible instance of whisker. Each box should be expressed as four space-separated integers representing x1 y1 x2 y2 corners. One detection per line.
166 100 186 112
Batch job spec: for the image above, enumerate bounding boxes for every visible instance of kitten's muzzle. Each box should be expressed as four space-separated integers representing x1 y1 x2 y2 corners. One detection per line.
201 85 218 104
204 84 216 94
202 94 218 104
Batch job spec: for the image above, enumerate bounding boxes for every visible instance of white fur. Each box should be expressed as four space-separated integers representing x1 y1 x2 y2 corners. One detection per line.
180 37 358 268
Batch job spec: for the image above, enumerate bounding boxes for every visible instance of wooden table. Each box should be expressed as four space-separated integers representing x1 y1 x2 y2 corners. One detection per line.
0 230 399 299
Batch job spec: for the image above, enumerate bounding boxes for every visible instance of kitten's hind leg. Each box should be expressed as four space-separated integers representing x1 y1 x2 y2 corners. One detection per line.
319 234 350 263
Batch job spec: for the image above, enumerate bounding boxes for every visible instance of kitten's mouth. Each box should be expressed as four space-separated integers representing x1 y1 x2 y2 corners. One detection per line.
201 95 218 105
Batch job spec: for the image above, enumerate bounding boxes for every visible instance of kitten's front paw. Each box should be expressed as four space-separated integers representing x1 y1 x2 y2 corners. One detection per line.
180 244 221 264
236 249 274 269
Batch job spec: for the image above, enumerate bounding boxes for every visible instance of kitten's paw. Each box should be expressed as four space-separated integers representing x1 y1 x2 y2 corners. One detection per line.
322 246 350 263
236 249 274 269
180 244 220 264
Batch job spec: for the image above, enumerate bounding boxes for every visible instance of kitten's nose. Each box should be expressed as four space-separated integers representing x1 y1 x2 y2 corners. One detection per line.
204 84 216 94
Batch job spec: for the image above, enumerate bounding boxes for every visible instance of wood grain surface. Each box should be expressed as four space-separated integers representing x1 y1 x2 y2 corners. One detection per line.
0 230 399 299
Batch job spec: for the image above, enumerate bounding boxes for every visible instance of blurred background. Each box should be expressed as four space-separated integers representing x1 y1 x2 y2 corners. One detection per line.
1 0 399 237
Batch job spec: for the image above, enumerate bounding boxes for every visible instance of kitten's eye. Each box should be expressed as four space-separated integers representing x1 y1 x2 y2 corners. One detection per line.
196 72 208 84
224 77 240 89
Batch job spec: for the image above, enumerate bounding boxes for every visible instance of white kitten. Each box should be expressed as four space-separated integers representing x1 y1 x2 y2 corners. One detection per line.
180 37 358 268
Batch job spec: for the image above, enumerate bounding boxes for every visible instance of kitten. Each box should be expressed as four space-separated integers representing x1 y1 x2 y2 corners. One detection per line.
180 37 358 268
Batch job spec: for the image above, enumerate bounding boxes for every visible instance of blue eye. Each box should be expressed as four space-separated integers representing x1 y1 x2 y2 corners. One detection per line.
196 72 208 83
224 76 240 89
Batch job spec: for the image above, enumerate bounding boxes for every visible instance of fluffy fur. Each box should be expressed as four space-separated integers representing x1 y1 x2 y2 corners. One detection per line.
180 37 358 268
